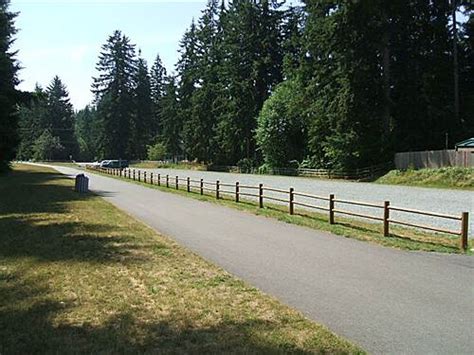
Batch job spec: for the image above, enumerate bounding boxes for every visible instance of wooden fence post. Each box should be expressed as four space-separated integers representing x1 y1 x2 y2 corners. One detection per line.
235 182 239 202
133 169 136 181
175 176 179 190
216 180 220 199
187 177 190 192
461 212 469 251
166 175 169 188
200 179 204 195
157 173 161 186
383 201 390 237
138 170 141 182
289 188 294 215
144 171 147 183
259 184 263 208
329 194 335 224
150 172 153 184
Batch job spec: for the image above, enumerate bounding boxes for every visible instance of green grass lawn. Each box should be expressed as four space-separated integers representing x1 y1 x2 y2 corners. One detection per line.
0 164 362 354
90 167 467 254
376 167 474 190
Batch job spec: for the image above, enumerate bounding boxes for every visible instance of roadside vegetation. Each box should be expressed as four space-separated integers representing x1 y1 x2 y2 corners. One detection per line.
376 167 474 190
0 164 362 353
131 161 207 171
90 168 467 254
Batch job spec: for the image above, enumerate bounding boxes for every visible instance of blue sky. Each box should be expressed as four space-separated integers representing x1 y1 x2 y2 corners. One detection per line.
11 0 208 110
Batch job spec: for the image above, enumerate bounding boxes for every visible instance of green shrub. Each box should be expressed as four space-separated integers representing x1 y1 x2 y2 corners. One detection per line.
147 142 167 161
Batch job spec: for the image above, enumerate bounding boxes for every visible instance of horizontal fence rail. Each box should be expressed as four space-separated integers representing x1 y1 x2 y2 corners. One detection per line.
86 165 470 251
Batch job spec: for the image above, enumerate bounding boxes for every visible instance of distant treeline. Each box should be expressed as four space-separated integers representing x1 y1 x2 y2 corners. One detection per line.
9 0 474 171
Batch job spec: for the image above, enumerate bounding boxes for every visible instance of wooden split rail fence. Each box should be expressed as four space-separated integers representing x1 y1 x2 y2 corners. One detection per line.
87 166 470 251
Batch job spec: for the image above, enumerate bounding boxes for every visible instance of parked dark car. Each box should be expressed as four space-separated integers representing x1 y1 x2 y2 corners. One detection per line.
100 160 129 168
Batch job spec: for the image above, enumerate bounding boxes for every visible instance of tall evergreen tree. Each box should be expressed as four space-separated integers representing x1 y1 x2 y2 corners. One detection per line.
281 5 305 78
75 105 100 161
214 0 284 165
458 1 474 137
301 0 386 169
182 0 222 162
160 76 182 159
0 0 19 170
150 53 167 137
45 76 78 160
92 30 137 159
130 54 154 159
389 0 456 151
16 85 47 160
176 20 199 158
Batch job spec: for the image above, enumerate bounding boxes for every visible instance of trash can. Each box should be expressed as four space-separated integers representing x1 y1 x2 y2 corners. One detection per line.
75 174 89 193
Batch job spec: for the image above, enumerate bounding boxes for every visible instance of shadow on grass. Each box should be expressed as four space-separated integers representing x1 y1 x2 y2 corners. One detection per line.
0 271 315 354
0 216 147 263
0 166 147 264
0 169 84 215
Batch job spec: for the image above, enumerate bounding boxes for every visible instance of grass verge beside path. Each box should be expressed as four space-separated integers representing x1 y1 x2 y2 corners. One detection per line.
0 164 362 353
36 161 81 168
376 167 474 190
90 168 466 254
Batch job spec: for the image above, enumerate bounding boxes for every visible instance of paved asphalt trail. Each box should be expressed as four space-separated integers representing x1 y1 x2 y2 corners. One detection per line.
45 165 473 354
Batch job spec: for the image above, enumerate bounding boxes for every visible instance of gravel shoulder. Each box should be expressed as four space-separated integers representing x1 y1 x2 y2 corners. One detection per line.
141 167 474 236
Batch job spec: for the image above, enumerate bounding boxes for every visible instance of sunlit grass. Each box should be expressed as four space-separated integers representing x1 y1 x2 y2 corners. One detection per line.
376 167 474 190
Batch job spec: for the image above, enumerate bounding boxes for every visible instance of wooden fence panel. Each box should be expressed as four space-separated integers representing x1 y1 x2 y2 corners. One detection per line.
395 150 474 169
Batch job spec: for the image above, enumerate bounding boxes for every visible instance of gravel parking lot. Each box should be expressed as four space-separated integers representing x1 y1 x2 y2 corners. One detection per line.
141 167 473 236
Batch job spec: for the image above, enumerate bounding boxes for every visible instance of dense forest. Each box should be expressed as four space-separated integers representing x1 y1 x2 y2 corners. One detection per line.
0 0 19 171
4 0 474 171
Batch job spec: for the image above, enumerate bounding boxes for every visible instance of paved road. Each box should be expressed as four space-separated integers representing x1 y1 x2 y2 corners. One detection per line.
45 164 473 354
138 167 474 235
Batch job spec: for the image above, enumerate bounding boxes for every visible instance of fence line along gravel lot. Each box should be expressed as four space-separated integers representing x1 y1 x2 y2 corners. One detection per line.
140 167 473 236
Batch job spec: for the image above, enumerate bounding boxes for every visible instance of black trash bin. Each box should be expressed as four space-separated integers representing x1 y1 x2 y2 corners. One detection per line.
75 174 89 193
